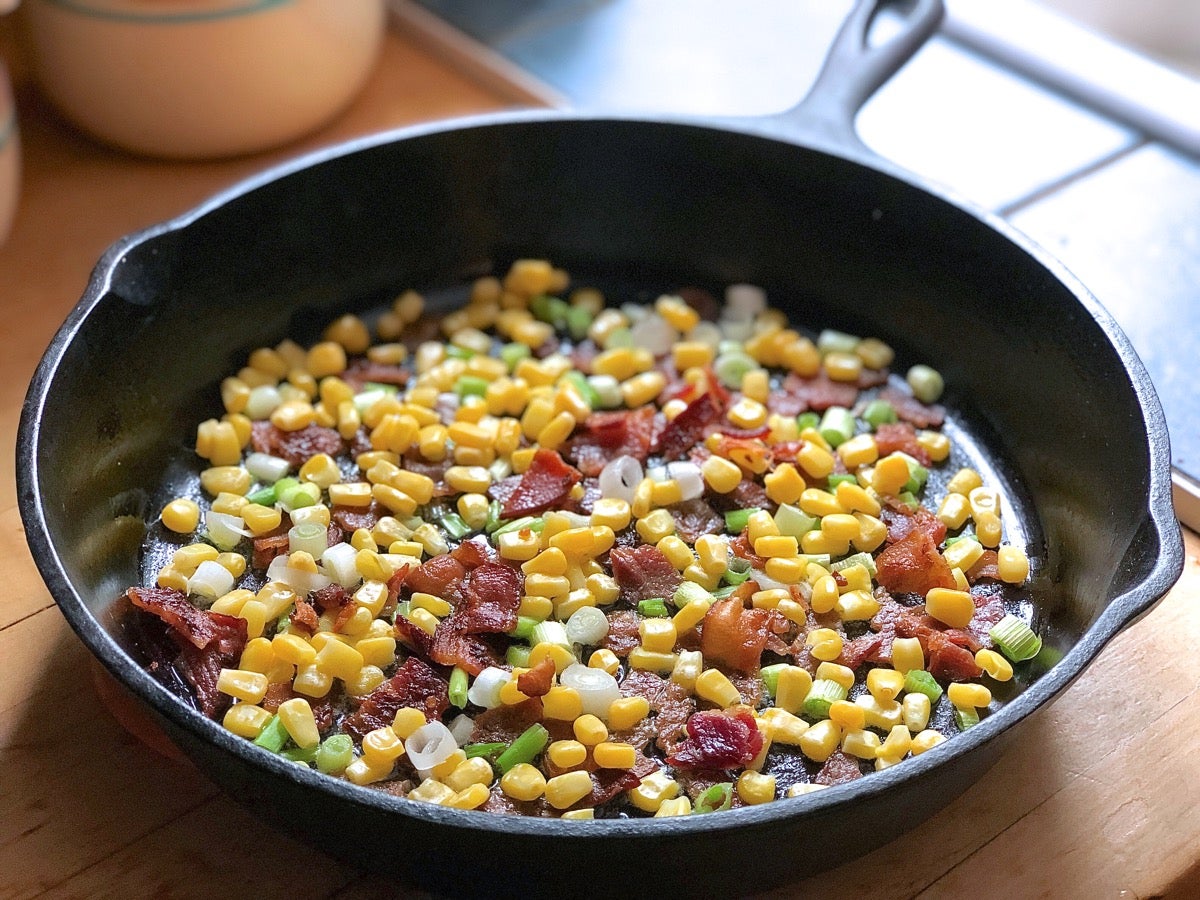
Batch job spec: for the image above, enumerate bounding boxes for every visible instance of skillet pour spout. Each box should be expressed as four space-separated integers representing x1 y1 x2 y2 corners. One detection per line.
16 0 1184 895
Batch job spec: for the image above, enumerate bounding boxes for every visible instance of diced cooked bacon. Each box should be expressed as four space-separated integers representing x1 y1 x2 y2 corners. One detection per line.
967 583 1008 645
250 421 344 468
289 598 320 635
882 501 947 546
569 339 600 374
450 535 499 569
656 390 725 461
487 475 522 507
500 449 582 518
814 749 863 786
667 708 764 769
340 359 410 391
926 630 983 682
707 478 771 515
875 528 957 597
582 752 659 809
609 545 682 605
566 407 658 476
726 670 764 708
126 586 231 651
857 366 890 389
671 498 724 544
342 658 448 741
331 501 386 534
600 610 643 658
399 452 455 496
614 670 697 755
405 555 468 605
774 372 859 415
699 599 772 674
676 286 721 322
729 531 768 569
967 550 1001 583
262 683 336 731
879 386 945 429
311 583 351 613
872 422 931 466
393 614 435 658
430 626 503 676
517 658 556 697
252 533 291 571
458 563 522 634
471 698 545 745
837 633 883 670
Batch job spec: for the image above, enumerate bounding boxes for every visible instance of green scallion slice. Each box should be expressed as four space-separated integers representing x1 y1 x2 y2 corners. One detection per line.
500 342 531 372
492 515 541 537
711 585 737 600
252 715 289 753
531 620 570 649
315 734 354 774
442 512 472 540
906 364 945 404
445 344 475 360
827 473 858 489
506 644 532 668
953 706 981 731
862 398 898 428
449 666 469 709
714 351 759 390
246 485 277 506
495 723 550 774
902 669 944 703
463 742 507 760
278 481 320 511
454 375 489 399
565 305 594 341
760 663 789 699
803 679 848 719
722 558 752 585
774 503 819 538
989 614 1042 662
673 581 714 606
724 507 760 534
830 551 877 577
692 782 734 814
638 598 669 618
280 744 318 764
796 412 821 431
508 616 539 640
817 329 860 356
818 406 855 449
562 370 600 409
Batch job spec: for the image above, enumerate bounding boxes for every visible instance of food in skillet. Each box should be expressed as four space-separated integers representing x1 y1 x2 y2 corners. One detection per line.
123 259 1041 817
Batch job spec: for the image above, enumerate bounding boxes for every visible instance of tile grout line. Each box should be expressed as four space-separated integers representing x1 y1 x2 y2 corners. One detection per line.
995 137 1150 218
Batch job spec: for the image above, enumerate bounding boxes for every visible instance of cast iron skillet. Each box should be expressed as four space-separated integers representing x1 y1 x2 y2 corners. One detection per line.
17 1 1183 896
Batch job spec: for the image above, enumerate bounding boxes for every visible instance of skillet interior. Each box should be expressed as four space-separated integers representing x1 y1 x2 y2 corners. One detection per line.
20 116 1181 895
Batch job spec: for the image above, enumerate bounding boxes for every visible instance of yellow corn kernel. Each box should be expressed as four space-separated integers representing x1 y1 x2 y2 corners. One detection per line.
682 562 720 591
796 489 841 519
544 770 594 810
525 573 571 598
835 588 880 622
727 397 768 431
342 756 392 787
199 466 251 497
672 341 714 371
588 648 620 677
917 430 951 462
842 728 883 760
743 511 777 545
943 537 985 572
851 336 892 370
867 668 906 703
195 418 243 466
214 552 245 580
857 695 904 731
270 632 315 668
774 666 814 715
750 588 789 610
911 729 947 755
809 574 840 615
871 454 911 496
976 512 1003 549
798 719 842 763
161 498 200 534
211 588 252 618
216 668 269 704
937 492 971 530
547 739 588 770
694 534 728 575
442 756 494 794
445 783 491 811
762 558 805 586
760 463 804 506
736 770 777 806
536 411 576 451
753 535 799 559
833 481 880 518
853 513 888 553
360 725 407 769
570 715 608 747
926 588 975 629
355 636 397 670
948 682 992 710
528 642 575 675
816 661 855 692
647 478 682 508
996 545 1030 584
628 647 678 674
947 467 984 496
792 442 834 481
223 703 272 739
649 537 689 573
548 526 599 558
385 707 426 740
497 528 540 562
902 692 932 733
628 770 681 813
635 509 676 544
973 647 1015 683
410 592 453 618
276 697 320 748
672 597 713 635
891 636 925 674
499 763 547 802
586 573 620 606
542 685 584 721
823 351 862 383
695 668 741 707
518 549 566 580
172 542 220 574
701 455 742 493
621 371 667 408
650 796 690 818
315 638 365 682
607 695 650 730
652 294 697 332
639 618 678 654
821 514 861 544
837 433 879 469
828 699 867 732
806 628 844 662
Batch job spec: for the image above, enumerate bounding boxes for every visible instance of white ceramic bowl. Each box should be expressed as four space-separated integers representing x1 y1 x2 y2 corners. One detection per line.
23 0 386 159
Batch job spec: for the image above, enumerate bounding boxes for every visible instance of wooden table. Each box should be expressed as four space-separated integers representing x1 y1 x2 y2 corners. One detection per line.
2 26 1198 900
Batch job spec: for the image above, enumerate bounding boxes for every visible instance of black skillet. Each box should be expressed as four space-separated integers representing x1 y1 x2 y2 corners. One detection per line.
16 0 1183 896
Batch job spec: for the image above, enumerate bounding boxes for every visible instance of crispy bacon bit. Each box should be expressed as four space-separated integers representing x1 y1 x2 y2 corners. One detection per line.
500 449 582 518
262 683 336 731
873 422 931 466
967 550 1001 583
729 531 768 569
405 555 468 605
331 500 386 534
584 752 660 808
311 583 351 613
667 709 764 769
657 390 725 461
250 421 344 468
599 609 643 658
926 631 983 682
340 359 409 391
882 502 948 546
814 749 863 786
471 698 545 745
251 533 290 571
875 528 957 597
837 634 883 670
700 599 772 674
880 386 945 429
127 586 228 650
609 545 682 605
677 286 721 322
567 407 658 476
342 658 448 741
772 372 859 415
458 563 522 634
450 535 499 569
289 598 320 635
671 498 724 544
393 611 434 657
517 658 556 697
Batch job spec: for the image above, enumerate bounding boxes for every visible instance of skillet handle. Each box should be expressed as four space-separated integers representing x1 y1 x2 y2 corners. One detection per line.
773 0 945 156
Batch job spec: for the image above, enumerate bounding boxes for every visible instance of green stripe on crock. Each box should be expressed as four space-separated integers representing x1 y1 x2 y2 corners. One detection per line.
43 0 292 25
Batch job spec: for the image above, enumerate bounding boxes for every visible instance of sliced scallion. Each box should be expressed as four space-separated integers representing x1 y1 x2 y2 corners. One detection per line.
711 585 738 600
252 715 289 753
862 398 898 428
692 782 734 814
508 616 539 640
562 370 600 409
565 305 594 341
830 551 877 577
445 344 474 360
463 741 507 760
818 406 855 449
817 329 860 356
500 342 531 372
714 351 759 390
803 679 848 719
906 364 945 404
796 412 821 431
953 706 981 731
760 663 789 699
315 734 354 774
530 294 570 327
774 503 819 538
724 507 761 534
506 644 532 668
827 473 858 490
493 515 543 537
495 723 550 774
442 512 472 540
246 485 277 506
280 744 318 764
902 669 944 703
989 614 1042 662
531 620 571 650
722 558 752 585
449 666 469 709
638 598 669 618
454 375 489 399
673 581 714 606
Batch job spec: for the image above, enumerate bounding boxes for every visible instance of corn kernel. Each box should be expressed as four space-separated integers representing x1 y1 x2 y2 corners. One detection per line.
573 715 609 746
997 545 1030 584
161 498 200 534
737 770 777 805
635 509 676 544
628 770 681 813
926 587 975 629
857 695 904 731
774 666 814 715
948 682 993 710
361 725 406 768
902 692 932 733
823 351 862 383
498 528 541 562
216 668 269 704
702 454 743 493
891 637 925 674
816 661 855 692
806 628 843 662
544 770 594 810
547 739 588 770
937 492 971 530
828 699 867 732
636 618 677 655
628 647 678 673
695 668 741 707
798 719 842 763
539 685 582 721
842 728 883 760
943 538 985 572
911 729 947 755
223 703 272 739
853 512 888 552
872 453 912 495
835 588 880 621
867 668 906 703
947 467 984 496
753 534 799 559
976 511 1003 548
315 639 365 682
589 648 621 676
607 696 650 730
277 697 320 748
837 433 879 469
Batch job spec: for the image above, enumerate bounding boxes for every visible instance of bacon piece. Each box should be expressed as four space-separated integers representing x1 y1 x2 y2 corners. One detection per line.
250 421 344 468
289 598 320 635
487 475 522 508
251 533 290 571
126 587 227 650
599 609 642 658
500 449 582 518
517 658 556 698
583 752 659 809
609 545 682 605
567 407 658 476
311 583 351 613
656 390 725 461
458 563 522 634
927 631 983 682
707 478 771 515
700 599 771 674
837 633 883 670
872 422 931 466
967 550 1001 583
262 683 336 731
875 528 957 597
879 386 945 429
774 372 859 415
340 359 409 391
405 555 468 605
671 498 724 544
729 531 768 569
331 501 386 534
430 628 503 676
450 535 499 569
677 286 721 322
393 614 435 658
342 658 448 741
814 749 863 786
614 670 697 755
471 698 545 745
667 708 763 769
882 501 947 546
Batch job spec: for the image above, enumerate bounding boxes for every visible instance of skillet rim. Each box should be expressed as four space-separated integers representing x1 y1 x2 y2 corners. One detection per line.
15 107 1185 840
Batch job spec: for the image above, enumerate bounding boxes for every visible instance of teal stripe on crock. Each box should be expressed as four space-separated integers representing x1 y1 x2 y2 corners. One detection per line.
43 0 293 25
0 113 15 152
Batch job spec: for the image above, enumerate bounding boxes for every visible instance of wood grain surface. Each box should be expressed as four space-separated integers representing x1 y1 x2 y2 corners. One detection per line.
2 24 1198 900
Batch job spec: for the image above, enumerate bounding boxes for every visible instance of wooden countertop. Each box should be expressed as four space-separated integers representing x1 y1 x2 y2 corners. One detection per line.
2 26 1198 900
